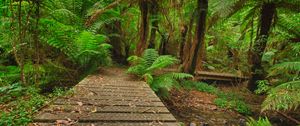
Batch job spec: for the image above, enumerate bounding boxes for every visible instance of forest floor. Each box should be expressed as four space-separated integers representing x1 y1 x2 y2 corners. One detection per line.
162 82 265 126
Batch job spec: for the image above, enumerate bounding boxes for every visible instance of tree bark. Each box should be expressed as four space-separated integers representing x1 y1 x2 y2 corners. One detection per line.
183 0 208 75
135 0 149 56
18 0 26 84
182 10 196 68
179 24 188 63
148 0 159 49
248 2 276 91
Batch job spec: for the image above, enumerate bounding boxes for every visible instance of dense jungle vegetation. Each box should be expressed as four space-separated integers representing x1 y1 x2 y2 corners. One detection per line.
0 0 299 125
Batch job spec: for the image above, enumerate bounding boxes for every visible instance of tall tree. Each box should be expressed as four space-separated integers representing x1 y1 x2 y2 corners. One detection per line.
248 2 276 91
183 0 208 74
135 0 149 56
148 0 159 49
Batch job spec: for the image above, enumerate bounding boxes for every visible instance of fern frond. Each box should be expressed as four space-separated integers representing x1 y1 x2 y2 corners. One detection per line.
261 80 300 112
151 75 176 92
127 56 144 65
50 9 80 24
268 61 300 77
164 72 193 80
146 55 178 72
142 49 159 67
127 64 146 76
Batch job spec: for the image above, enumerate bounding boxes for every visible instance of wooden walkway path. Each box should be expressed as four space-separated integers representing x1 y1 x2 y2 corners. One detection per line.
32 68 178 126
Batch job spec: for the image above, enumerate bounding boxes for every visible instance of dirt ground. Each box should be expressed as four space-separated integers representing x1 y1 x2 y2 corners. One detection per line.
161 81 300 126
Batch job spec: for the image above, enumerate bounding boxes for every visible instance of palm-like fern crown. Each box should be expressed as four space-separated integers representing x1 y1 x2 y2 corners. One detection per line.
127 49 193 97
127 49 178 75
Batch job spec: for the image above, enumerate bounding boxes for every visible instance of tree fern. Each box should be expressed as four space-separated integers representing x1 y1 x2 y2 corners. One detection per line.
127 49 193 97
74 31 111 68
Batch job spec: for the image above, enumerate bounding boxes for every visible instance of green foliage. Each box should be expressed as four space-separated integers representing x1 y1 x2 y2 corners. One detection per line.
262 61 300 112
255 80 271 94
127 49 193 97
268 61 300 79
0 83 24 103
246 117 272 126
73 31 112 69
182 81 219 94
262 80 300 112
0 86 46 126
0 66 20 85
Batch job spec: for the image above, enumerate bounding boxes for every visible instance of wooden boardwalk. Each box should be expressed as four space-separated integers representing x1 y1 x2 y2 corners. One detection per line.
195 71 249 82
32 68 178 126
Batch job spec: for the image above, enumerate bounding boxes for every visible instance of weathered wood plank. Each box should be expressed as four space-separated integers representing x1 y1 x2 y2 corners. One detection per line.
53 99 165 107
34 113 177 122
62 94 161 102
32 122 180 126
75 86 152 91
196 71 249 79
62 96 161 102
43 105 170 113
72 92 157 98
77 84 149 88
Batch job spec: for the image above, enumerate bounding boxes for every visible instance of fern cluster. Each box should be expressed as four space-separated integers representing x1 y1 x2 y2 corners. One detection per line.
246 117 272 126
262 80 300 112
40 19 111 70
127 49 193 97
262 61 300 112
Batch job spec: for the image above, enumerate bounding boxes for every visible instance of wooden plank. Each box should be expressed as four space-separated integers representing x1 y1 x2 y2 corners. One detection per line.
75 88 154 93
34 112 177 122
78 84 149 88
63 96 161 102
72 92 157 98
43 105 171 113
73 87 155 95
196 71 249 79
32 122 180 126
195 76 232 81
53 99 165 107
75 86 152 91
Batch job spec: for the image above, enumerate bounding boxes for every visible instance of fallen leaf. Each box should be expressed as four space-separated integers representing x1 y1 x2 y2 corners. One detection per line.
91 107 97 113
77 102 83 106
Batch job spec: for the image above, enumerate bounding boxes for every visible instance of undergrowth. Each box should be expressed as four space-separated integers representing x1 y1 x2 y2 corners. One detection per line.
0 85 67 126
182 81 252 115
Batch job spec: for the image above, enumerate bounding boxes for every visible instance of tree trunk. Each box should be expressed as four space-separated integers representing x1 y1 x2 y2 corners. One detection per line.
18 0 26 84
183 0 208 75
33 0 41 85
182 10 196 68
107 20 126 64
248 2 275 91
135 0 149 56
179 24 188 63
148 0 159 49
